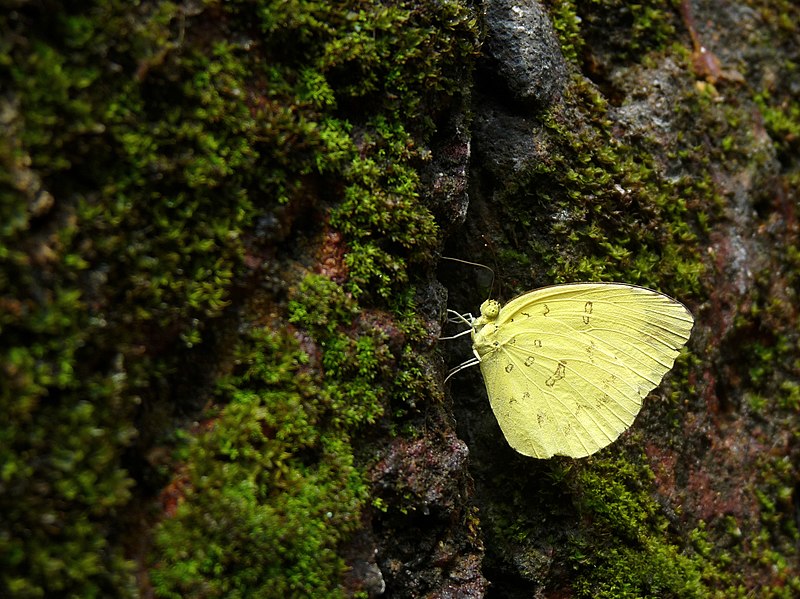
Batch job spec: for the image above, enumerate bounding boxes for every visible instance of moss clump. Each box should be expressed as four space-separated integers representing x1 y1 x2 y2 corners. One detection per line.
568 454 710 598
329 120 440 301
149 326 378 598
474 453 717 597
755 89 800 168
548 0 680 66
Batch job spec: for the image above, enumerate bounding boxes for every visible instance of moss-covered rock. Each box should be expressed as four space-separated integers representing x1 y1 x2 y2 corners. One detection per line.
442 0 800 596
7 0 800 596
1 1 479 596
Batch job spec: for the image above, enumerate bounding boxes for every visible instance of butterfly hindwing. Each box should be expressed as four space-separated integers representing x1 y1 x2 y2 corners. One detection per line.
473 283 693 458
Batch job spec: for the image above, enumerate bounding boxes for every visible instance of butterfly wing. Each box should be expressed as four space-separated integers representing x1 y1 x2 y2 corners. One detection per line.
475 283 694 458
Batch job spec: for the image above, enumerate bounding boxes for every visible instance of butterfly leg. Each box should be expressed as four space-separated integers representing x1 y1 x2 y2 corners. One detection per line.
446 309 474 325
444 356 481 383
439 328 473 340
440 309 475 340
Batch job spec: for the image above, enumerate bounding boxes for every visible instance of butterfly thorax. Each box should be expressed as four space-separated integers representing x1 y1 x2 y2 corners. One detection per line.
471 299 502 359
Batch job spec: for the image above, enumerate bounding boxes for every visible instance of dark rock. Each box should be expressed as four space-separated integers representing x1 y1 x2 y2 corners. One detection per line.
483 0 568 107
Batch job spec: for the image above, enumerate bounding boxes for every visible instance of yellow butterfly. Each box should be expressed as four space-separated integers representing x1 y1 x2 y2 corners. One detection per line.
447 283 694 459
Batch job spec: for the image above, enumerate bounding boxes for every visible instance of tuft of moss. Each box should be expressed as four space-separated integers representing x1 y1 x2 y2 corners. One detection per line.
569 454 710 598
149 327 375 598
149 264 441 596
547 0 680 66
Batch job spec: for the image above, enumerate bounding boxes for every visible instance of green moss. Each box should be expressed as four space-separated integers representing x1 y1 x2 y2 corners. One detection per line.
755 90 800 164
2 0 478 596
548 0 585 64
568 455 711 598
476 453 721 597
570 492 800 599
548 0 680 65
328 119 441 300
149 266 440 596
726 234 800 419
488 77 710 299
746 452 800 595
149 328 372 598
288 274 358 335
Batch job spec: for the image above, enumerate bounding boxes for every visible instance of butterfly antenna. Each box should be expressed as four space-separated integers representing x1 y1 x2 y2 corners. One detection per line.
440 256 495 296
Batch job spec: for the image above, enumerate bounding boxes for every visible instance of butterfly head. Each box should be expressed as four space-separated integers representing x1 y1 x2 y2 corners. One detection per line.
479 299 501 321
